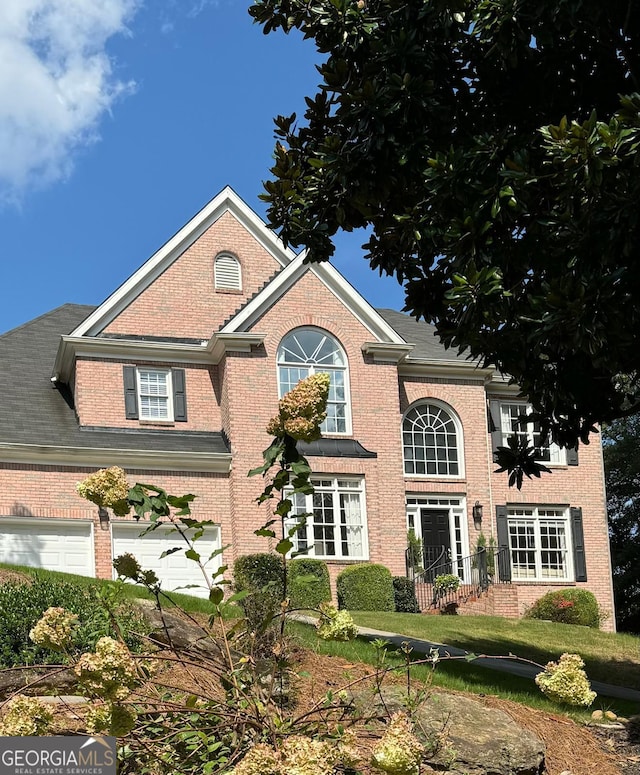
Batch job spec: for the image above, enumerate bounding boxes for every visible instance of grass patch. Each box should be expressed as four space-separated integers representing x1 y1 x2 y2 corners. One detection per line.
0 563 217 615
288 620 640 720
350 611 640 692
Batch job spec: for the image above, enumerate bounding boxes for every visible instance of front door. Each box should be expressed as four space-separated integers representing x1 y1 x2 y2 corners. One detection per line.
420 508 451 578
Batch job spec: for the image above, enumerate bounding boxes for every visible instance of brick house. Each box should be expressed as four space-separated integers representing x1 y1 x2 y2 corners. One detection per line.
0 187 615 627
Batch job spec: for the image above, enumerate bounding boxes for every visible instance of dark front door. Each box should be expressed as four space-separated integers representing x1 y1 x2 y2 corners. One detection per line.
421 508 451 578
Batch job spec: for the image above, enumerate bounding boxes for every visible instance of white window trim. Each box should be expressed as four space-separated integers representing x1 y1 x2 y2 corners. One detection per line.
214 252 242 291
276 327 352 436
401 399 465 479
507 505 574 582
137 367 174 421
287 476 368 561
498 401 566 465
405 496 469 578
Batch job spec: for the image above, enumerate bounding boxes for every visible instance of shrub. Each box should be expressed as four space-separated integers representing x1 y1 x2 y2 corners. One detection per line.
0 576 145 668
392 577 420 613
288 558 331 610
525 588 602 628
233 553 285 628
535 653 597 707
336 564 394 611
433 574 460 596
316 604 358 641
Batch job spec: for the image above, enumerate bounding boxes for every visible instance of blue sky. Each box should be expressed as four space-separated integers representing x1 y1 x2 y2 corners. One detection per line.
0 0 405 335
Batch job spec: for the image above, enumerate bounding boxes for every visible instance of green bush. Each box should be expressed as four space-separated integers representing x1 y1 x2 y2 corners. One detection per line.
392 577 420 613
233 553 285 628
336 564 394 612
525 588 602 628
287 558 331 610
0 576 146 668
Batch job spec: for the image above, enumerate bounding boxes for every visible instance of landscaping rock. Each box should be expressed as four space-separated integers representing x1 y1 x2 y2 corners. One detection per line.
354 686 545 775
0 667 77 700
135 599 221 655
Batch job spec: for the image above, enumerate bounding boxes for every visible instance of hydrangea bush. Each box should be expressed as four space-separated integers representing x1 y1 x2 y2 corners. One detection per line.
0 695 53 736
76 466 131 516
316 603 358 641
535 652 597 707
29 606 78 651
371 712 424 775
266 372 330 442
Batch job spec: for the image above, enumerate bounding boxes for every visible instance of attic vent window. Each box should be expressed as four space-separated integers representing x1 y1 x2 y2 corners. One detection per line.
214 253 242 291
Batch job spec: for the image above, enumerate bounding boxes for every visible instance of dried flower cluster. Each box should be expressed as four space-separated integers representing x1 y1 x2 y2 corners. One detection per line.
76 466 131 516
535 652 597 707
29 606 79 651
231 733 359 775
371 712 424 775
75 636 142 701
0 695 53 736
316 603 358 641
266 373 330 442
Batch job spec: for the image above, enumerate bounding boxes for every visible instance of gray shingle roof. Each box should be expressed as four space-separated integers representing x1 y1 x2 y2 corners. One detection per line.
0 304 228 455
375 308 470 362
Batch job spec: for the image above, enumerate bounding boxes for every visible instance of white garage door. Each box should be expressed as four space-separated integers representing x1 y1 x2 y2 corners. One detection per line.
111 522 222 599
0 518 94 577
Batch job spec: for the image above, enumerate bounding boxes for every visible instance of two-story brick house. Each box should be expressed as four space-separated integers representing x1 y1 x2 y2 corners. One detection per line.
0 188 615 627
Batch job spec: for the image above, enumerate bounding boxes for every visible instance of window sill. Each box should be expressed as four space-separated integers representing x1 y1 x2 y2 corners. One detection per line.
139 420 175 427
512 579 575 585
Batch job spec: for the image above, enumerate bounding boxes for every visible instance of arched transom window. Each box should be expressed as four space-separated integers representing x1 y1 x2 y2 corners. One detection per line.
277 328 349 434
403 403 461 476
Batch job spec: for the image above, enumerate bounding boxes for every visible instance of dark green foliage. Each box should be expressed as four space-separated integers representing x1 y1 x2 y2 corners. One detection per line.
233 553 285 628
392 577 420 614
525 589 601 629
287 558 331 609
603 416 640 633
251 0 640 460
406 529 423 575
0 576 146 668
336 564 394 612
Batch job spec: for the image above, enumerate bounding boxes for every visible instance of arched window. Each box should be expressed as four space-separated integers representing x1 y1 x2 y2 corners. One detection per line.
403 402 462 476
277 328 350 434
214 253 241 290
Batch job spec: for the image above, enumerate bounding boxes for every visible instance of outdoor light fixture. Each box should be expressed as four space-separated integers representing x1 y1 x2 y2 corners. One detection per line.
98 507 110 531
472 501 483 528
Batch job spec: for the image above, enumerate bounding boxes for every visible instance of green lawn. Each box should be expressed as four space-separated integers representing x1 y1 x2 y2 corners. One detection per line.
349 611 640 692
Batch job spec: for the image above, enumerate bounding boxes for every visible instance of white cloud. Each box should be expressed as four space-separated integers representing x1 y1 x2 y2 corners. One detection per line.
0 0 140 203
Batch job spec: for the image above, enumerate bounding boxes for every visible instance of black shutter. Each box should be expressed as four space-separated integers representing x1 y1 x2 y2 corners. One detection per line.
495 505 512 582
172 368 187 422
488 401 502 461
123 366 139 419
566 446 579 466
570 506 587 581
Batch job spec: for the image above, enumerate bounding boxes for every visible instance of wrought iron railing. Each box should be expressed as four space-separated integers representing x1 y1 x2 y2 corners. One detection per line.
410 547 511 612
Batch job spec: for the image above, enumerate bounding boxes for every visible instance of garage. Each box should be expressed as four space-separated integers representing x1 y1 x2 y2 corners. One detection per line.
0 518 94 577
111 522 222 599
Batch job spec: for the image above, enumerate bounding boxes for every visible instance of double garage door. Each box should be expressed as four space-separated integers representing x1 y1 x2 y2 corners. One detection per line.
111 523 222 599
0 519 221 599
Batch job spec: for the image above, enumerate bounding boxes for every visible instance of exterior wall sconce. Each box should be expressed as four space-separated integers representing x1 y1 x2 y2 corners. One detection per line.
98 507 110 531
472 501 483 529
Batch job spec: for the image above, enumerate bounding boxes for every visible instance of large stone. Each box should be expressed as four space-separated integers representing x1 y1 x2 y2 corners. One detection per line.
354 686 545 775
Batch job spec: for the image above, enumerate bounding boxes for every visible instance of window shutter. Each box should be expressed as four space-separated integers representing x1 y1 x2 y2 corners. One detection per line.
570 506 587 581
123 366 139 419
566 446 579 466
214 254 241 290
172 368 187 422
489 401 502 462
495 505 512 582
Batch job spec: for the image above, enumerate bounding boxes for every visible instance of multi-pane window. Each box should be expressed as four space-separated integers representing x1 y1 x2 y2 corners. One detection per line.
508 506 572 581
277 328 350 434
403 403 461 476
137 369 172 420
499 403 565 464
286 477 367 560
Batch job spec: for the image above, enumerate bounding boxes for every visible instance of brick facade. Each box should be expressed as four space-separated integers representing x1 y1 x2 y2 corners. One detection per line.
0 189 616 628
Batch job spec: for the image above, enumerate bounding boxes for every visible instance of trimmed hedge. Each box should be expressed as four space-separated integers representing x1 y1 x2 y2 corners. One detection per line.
525 588 602 628
336 564 394 611
233 553 285 628
288 558 331 609
392 577 420 613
